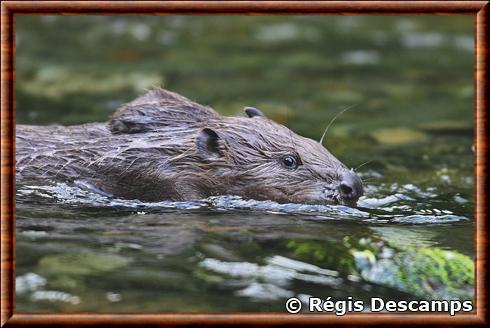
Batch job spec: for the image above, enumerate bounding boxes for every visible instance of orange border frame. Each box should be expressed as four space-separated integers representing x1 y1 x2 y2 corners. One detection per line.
1 1 488 326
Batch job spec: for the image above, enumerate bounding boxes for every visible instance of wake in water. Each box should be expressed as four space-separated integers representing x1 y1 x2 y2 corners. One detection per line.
16 180 468 224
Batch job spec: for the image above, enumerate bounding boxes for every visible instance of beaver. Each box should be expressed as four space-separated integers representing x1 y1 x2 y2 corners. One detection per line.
16 88 363 206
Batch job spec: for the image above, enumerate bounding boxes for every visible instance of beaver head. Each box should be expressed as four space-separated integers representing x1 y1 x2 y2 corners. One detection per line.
108 89 363 206
194 108 363 206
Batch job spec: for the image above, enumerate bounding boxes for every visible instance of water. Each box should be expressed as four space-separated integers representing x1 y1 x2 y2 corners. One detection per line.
15 16 474 312
15 175 474 312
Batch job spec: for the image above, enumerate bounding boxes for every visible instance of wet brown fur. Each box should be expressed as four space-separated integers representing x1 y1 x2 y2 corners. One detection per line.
16 89 359 205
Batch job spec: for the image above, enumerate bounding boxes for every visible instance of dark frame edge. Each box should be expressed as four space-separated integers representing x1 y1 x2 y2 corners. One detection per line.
1 1 15 327
3 1 489 15
5 313 490 326
475 2 489 325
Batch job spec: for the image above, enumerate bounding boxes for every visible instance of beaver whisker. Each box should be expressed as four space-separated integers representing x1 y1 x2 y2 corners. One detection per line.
353 160 373 172
360 177 378 183
319 104 357 146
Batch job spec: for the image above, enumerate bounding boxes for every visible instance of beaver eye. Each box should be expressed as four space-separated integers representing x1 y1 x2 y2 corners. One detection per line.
282 155 299 169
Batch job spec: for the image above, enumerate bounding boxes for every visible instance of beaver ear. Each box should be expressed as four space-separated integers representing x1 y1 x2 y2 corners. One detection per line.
196 128 223 158
244 107 265 118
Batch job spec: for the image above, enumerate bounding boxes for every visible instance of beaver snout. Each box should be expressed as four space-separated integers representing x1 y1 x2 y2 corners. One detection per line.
337 171 364 205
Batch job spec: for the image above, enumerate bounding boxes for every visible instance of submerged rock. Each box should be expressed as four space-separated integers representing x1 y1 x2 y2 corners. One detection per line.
38 253 130 276
351 239 474 300
370 128 427 145
285 237 474 301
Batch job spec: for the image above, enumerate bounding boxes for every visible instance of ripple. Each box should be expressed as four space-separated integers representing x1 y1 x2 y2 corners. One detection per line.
16 273 46 294
17 183 370 218
199 256 343 301
392 214 467 224
31 290 80 305
16 182 469 225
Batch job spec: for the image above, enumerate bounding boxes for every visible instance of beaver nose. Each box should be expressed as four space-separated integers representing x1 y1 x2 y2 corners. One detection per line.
338 171 363 204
